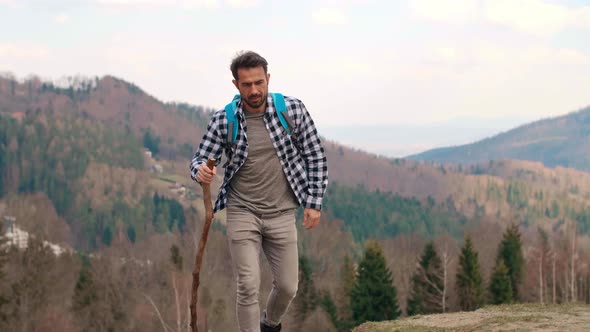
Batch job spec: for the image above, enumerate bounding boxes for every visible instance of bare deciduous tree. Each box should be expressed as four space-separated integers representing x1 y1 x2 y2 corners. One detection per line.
535 228 551 304
570 222 577 302
415 250 451 313
381 233 426 315
552 251 556 304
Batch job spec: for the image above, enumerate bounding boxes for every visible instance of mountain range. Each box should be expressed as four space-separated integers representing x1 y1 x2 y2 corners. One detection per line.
2 73 590 331
1 74 590 248
408 105 590 171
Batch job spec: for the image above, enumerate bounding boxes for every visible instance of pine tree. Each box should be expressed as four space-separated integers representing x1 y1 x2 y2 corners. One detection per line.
336 254 355 331
319 292 339 330
294 254 318 326
407 242 445 316
72 256 97 312
0 222 8 322
489 259 513 304
10 237 55 331
170 244 183 271
497 224 524 300
351 240 400 325
406 278 425 316
72 256 127 331
456 236 484 311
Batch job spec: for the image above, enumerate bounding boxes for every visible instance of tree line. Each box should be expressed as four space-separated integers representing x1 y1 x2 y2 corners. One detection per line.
1 216 589 331
324 182 467 242
0 112 191 250
291 222 589 331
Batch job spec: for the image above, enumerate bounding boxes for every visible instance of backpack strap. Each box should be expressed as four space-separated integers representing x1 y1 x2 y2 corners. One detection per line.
224 94 241 146
224 93 296 146
271 93 295 137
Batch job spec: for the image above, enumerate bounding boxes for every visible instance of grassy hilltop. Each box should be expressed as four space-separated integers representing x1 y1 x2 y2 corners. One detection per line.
354 303 590 332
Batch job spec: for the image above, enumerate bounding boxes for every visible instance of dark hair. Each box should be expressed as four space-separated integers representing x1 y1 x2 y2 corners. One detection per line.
230 51 268 80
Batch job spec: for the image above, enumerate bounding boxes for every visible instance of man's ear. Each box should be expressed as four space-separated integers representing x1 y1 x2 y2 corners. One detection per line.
267 73 270 85
232 79 238 90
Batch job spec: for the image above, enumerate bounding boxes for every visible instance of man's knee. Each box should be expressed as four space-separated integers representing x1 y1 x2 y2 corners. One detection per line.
237 276 259 305
277 279 298 299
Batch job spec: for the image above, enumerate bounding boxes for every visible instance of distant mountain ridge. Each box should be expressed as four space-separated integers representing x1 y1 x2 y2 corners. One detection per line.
408 106 590 172
319 115 533 158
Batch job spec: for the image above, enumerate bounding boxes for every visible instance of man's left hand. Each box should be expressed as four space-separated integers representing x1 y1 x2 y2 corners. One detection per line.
302 208 321 230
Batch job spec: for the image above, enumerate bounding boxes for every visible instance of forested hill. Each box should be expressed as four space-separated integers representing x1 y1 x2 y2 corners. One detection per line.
0 75 213 159
408 105 590 172
2 74 590 251
3 74 590 332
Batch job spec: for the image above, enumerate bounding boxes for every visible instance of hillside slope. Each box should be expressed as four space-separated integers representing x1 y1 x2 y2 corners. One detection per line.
0 75 211 159
408 106 590 172
2 75 590 248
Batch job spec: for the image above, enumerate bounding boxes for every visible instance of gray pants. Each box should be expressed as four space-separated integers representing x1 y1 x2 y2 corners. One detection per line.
227 207 299 332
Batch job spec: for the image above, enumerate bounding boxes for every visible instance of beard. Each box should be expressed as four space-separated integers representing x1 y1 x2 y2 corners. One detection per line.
244 93 266 109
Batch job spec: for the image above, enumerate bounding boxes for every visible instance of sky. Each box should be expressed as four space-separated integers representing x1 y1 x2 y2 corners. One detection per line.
1 0 590 155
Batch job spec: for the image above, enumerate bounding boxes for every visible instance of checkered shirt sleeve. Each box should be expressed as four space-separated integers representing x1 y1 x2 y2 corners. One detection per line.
289 98 328 210
189 110 226 181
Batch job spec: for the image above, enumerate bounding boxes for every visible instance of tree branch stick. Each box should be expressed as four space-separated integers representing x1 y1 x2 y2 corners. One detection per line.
190 159 216 332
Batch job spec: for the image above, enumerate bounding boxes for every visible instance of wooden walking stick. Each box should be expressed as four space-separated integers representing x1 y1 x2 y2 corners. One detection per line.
190 158 216 332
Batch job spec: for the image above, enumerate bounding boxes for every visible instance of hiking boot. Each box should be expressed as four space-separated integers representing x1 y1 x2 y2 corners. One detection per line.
260 321 282 332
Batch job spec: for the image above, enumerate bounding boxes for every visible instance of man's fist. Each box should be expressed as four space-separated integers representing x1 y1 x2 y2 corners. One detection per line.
302 208 320 230
197 163 216 184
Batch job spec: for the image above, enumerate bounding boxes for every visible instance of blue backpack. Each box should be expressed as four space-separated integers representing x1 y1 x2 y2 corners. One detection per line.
224 92 295 146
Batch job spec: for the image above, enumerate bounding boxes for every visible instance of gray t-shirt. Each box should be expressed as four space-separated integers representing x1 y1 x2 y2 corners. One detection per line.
227 110 299 214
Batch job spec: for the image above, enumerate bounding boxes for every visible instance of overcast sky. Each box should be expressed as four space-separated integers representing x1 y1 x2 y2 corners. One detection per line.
1 0 589 131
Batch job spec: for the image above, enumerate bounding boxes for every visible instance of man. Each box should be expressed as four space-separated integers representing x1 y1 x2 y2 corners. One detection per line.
190 51 328 332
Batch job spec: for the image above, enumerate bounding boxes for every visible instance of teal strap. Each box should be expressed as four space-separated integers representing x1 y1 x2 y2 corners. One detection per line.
271 93 291 135
224 93 292 144
224 94 240 144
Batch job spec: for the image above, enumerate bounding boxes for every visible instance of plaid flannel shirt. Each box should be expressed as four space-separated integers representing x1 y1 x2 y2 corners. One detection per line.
190 94 328 213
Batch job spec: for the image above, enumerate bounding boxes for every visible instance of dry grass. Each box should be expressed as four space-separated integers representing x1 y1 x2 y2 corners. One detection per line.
353 303 590 332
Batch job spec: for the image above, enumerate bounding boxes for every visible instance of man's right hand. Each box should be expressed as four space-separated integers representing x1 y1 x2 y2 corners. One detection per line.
196 163 217 184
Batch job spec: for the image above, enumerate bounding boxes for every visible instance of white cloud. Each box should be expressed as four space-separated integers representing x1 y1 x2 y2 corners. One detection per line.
311 8 348 25
225 0 260 9
0 43 48 58
571 6 590 29
409 0 480 24
182 0 219 9
431 42 590 66
554 48 590 65
94 0 218 9
410 0 590 35
471 43 507 65
54 13 70 24
484 0 570 36
0 0 22 8
501 46 579 65
96 0 169 5
434 46 462 63
93 0 264 10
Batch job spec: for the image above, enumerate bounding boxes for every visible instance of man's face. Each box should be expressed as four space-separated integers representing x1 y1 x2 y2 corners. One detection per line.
233 66 270 111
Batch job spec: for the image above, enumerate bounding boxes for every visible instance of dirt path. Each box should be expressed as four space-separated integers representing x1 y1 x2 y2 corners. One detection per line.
353 304 590 332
